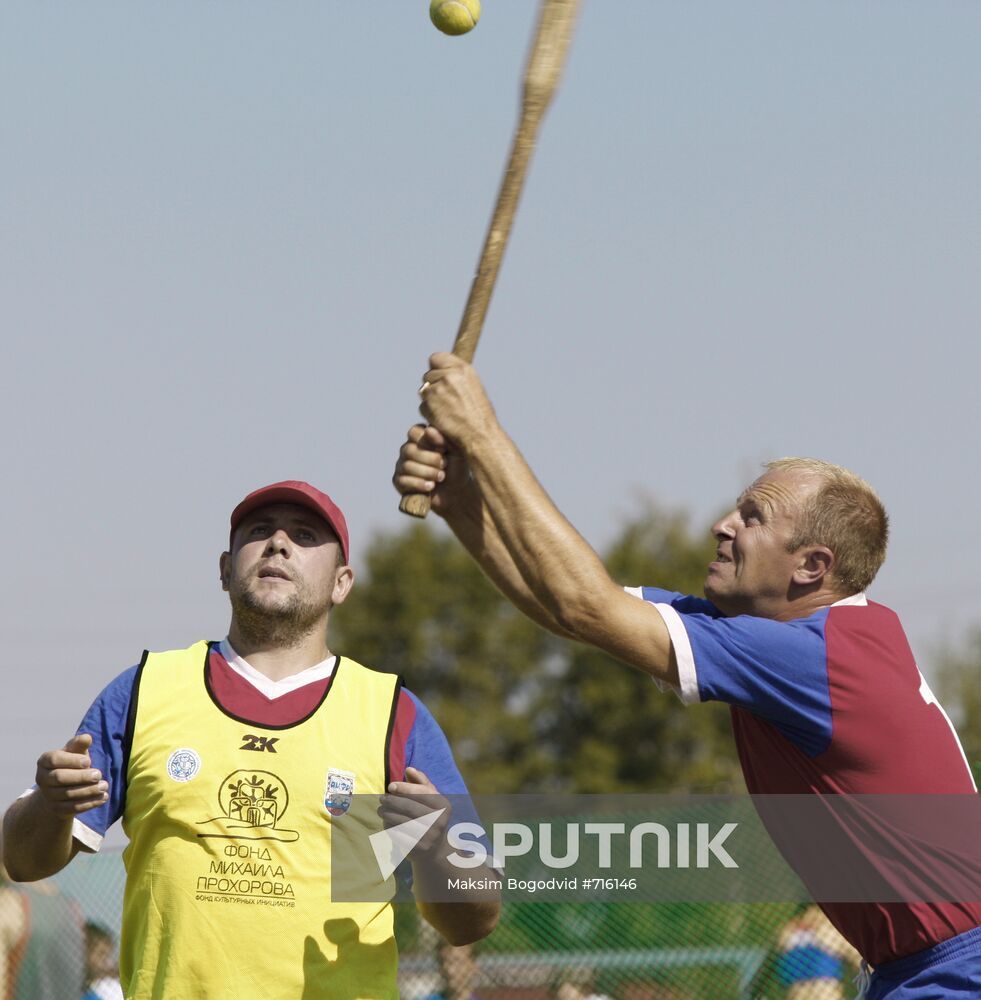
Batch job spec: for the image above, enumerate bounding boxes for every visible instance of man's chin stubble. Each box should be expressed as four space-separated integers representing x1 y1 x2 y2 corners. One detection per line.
231 590 327 648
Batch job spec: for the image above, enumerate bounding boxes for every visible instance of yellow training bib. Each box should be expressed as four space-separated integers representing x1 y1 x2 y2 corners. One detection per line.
120 642 401 1000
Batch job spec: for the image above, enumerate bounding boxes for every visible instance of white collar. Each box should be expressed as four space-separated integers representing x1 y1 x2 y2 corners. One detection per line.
831 592 868 607
218 638 337 700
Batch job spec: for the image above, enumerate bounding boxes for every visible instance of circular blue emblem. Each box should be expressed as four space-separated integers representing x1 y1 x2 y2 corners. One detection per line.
167 748 202 783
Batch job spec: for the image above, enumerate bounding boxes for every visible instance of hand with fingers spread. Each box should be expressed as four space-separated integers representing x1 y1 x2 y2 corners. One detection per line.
3 733 105 880
34 734 109 817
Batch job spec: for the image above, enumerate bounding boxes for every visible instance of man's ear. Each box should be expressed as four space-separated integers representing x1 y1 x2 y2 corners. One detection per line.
331 564 355 607
793 546 834 587
219 552 231 592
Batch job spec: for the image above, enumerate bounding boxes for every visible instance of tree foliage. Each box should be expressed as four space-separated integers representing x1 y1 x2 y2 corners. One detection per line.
334 522 555 792
334 501 742 795
935 627 981 781
550 503 742 794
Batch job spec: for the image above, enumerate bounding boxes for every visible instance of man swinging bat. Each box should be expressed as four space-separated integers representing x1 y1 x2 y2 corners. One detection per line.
393 351 981 1000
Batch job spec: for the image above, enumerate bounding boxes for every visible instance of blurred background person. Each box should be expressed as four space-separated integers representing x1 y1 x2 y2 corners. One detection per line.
83 920 123 1000
776 904 861 999
0 868 27 997
422 942 481 1000
554 971 611 1000
0 861 85 999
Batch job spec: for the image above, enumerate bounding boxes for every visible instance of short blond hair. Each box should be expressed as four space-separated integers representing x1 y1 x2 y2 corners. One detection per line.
765 457 888 594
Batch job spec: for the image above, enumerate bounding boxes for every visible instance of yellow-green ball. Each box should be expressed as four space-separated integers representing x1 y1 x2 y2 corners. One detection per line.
430 0 480 36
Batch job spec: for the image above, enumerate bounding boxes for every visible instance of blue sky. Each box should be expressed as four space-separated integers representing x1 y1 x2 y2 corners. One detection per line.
2 1 980 807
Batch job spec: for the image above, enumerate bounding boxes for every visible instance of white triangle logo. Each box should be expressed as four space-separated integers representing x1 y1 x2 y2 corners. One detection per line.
369 808 447 881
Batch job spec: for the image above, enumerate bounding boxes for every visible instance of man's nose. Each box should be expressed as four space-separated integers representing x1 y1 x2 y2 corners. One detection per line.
264 529 292 555
712 511 737 540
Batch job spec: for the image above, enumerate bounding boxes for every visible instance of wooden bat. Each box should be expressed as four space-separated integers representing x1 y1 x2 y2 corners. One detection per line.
400 0 581 518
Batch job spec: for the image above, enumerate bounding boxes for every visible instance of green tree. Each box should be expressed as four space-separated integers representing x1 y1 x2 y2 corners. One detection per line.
334 522 557 792
935 627 981 782
334 501 741 794
541 501 742 793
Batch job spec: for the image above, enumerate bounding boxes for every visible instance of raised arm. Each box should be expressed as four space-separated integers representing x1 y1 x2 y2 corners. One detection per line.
395 424 573 638
2 734 106 881
403 354 679 687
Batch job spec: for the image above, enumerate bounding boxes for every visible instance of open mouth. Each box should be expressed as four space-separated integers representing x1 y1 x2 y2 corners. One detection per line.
258 566 292 581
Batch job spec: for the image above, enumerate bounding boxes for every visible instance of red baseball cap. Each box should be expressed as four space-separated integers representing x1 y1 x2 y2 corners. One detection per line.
228 481 350 562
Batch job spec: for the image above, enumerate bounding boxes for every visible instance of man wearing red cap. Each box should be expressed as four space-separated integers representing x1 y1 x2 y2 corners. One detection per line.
2 481 499 999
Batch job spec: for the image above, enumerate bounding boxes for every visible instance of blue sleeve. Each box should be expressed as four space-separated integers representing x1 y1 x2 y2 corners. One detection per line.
641 587 721 617
403 690 470 796
73 664 140 846
397 691 486 892
642 588 833 756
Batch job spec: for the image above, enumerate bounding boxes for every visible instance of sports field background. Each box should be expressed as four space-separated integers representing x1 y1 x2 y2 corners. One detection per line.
50 848 847 999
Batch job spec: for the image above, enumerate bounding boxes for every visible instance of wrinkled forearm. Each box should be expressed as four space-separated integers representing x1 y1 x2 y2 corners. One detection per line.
462 424 617 641
440 476 574 639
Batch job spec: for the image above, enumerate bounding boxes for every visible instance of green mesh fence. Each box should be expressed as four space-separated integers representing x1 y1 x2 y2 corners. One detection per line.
26 850 860 999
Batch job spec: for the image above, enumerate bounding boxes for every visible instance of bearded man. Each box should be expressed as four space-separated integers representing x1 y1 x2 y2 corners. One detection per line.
3 480 498 999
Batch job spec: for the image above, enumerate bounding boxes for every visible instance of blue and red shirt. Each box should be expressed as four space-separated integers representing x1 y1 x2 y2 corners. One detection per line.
634 588 981 965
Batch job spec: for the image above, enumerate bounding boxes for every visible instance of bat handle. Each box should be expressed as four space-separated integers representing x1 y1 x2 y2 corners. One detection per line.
399 492 433 519
399 0 581 522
